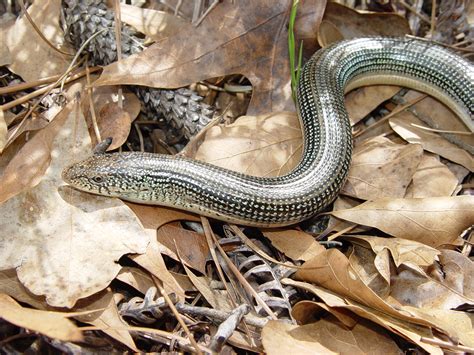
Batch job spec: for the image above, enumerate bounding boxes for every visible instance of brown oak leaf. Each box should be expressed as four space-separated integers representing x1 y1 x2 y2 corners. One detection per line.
95 0 326 114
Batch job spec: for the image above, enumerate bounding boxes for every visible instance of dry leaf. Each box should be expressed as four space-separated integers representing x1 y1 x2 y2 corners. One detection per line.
390 266 471 310
0 269 49 310
347 243 390 298
126 202 199 230
403 307 474 348
261 320 338 354
295 248 401 315
87 86 141 149
0 293 83 342
436 249 473 299
445 161 470 183
169 271 196 293
157 224 209 274
0 105 68 204
345 86 400 125
182 263 232 312
390 113 474 171
262 318 400 355
74 291 138 351
119 3 191 41
0 98 149 307
193 112 302 176
262 229 326 261
405 153 458 198
342 137 423 200
131 236 186 302
0 16 14 66
325 196 369 234
292 300 358 328
116 267 155 295
345 236 439 270
283 279 443 354
96 0 326 114
403 91 473 150
390 249 473 310
294 0 325 59
331 196 473 247
0 110 7 153
6 0 72 81
96 103 132 150
317 2 410 47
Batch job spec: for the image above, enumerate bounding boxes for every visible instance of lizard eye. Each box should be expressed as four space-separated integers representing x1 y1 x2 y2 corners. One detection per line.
92 176 104 183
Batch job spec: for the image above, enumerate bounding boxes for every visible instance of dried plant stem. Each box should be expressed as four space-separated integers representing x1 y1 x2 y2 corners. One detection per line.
353 93 427 139
193 0 220 27
409 123 473 135
202 217 278 320
112 0 123 109
405 35 474 53
85 65 101 143
0 66 99 112
429 0 437 37
18 0 73 56
399 0 431 23
152 277 203 355
209 304 250 352
175 303 268 328
201 217 240 309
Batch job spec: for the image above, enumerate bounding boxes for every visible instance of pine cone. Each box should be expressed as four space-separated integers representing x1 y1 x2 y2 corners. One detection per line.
63 0 216 142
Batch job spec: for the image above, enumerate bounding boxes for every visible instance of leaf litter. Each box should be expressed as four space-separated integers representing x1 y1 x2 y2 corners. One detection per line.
0 0 473 353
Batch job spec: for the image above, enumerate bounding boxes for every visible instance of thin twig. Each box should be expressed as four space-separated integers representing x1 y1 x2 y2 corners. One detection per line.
409 123 473 135
0 66 100 112
152 277 203 355
353 93 427 139
405 34 474 53
175 303 268 328
429 0 437 37
193 0 220 27
202 217 278 320
18 0 73 56
86 64 101 143
399 0 431 24
113 0 123 109
209 304 250 352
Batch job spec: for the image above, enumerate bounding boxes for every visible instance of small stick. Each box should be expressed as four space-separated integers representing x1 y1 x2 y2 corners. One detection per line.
193 0 220 27
209 304 250 352
399 0 431 24
0 67 100 112
17 0 73 56
429 0 437 37
153 277 203 355
409 123 473 136
175 303 268 328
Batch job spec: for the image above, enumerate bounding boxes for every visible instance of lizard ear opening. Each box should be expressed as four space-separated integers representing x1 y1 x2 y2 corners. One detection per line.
93 137 113 155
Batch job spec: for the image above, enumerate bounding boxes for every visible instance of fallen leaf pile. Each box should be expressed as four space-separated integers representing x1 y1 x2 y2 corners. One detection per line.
0 0 473 353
